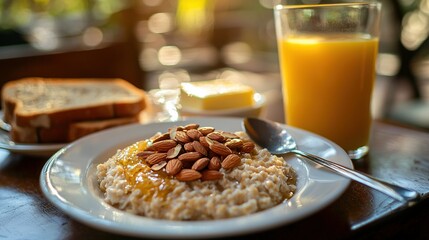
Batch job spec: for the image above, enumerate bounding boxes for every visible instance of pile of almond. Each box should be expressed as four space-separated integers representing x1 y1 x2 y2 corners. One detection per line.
137 123 255 182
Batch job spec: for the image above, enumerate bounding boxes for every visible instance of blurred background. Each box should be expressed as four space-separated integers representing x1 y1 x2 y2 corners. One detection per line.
0 0 428 128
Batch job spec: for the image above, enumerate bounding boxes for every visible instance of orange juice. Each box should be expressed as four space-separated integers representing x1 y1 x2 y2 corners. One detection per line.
279 34 378 151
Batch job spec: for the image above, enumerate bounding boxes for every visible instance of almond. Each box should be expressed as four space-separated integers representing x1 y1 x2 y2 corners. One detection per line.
149 132 162 141
146 152 167 165
192 141 207 156
151 140 177 152
175 169 202 181
207 132 225 142
184 123 199 130
191 157 209 171
136 150 156 159
178 152 203 162
166 144 182 159
220 131 239 139
169 127 178 140
198 127 215 135
201 170 223 181
186 129 203 140
225 139 243 149
166 159 182 175
151 132 170 143
209 141 232 156
144 144 156 151
208 156 221 170
241 141 256 153
169 126 184 132
174 131 192 143
221 154 241 169
183 142 194 152
199 136 210 148
151 161 167 171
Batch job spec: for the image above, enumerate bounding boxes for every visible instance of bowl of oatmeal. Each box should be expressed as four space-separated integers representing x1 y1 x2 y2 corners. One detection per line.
40 117 352 238
96 123 296 220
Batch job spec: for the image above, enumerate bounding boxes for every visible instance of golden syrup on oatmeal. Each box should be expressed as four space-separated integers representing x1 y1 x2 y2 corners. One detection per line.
116 140 176 200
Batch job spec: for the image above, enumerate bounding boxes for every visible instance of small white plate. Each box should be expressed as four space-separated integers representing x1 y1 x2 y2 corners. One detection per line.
180 93 265 117
0 133 65 156
40 117 352 239
0 112 65 156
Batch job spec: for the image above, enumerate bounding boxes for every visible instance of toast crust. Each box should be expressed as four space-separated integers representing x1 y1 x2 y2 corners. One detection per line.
10 116 140 143
2 78 147 128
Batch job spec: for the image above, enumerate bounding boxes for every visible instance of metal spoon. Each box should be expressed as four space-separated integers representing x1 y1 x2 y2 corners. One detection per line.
243 117 420 205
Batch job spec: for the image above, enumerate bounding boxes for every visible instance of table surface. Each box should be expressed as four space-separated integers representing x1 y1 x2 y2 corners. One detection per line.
1 119 429 239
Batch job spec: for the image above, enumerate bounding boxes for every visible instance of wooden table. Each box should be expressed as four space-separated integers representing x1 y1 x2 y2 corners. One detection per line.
1 120 429 239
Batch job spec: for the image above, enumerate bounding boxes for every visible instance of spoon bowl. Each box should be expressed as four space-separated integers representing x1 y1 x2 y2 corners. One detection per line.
243 117 420 205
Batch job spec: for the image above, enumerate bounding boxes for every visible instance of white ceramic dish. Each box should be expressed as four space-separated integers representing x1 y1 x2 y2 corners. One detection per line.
0 112 65 156
40 117 352 239
180 93 265 117
0 133 65 156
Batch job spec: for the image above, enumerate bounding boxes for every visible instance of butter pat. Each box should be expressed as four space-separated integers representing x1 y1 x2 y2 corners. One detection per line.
180 79 255 110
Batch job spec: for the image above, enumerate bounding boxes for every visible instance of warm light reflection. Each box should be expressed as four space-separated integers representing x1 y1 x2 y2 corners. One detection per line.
376 53 400 76
29 26 59 50
401 1 429 50
158 46 182 66
82 27 103 47
222 42 252 65
148 13 173 34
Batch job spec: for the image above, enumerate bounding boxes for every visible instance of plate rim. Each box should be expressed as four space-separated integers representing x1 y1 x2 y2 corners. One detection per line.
40 117 352 238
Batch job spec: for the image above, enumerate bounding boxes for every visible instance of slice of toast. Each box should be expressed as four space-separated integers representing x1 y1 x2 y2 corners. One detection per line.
2 78 147 128
10 115 140 143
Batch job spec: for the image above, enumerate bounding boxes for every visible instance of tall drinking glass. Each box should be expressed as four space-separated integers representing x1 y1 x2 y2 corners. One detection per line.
274 1 381 159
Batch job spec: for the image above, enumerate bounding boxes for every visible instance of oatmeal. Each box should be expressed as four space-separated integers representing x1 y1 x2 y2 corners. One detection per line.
96 124 296 220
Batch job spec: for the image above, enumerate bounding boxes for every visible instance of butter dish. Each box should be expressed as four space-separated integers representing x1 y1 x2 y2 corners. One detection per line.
180 79 255 111
180 93 265 117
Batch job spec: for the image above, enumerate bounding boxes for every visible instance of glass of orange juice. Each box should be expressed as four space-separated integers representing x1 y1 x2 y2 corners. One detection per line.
274 1 381 159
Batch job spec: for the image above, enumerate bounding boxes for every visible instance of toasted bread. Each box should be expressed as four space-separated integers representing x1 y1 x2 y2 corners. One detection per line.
2 78 147 128
10 116 140 143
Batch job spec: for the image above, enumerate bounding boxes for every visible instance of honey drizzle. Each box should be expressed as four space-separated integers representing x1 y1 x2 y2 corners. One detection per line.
116 140 176 200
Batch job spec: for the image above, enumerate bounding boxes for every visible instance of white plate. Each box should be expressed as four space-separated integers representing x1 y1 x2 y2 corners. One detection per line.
0 113 65 156
40 117 352 239
0 133 65 156
180 93 265 117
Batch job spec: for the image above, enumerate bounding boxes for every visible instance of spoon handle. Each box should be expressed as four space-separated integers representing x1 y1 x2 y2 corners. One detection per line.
291 149 420 205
